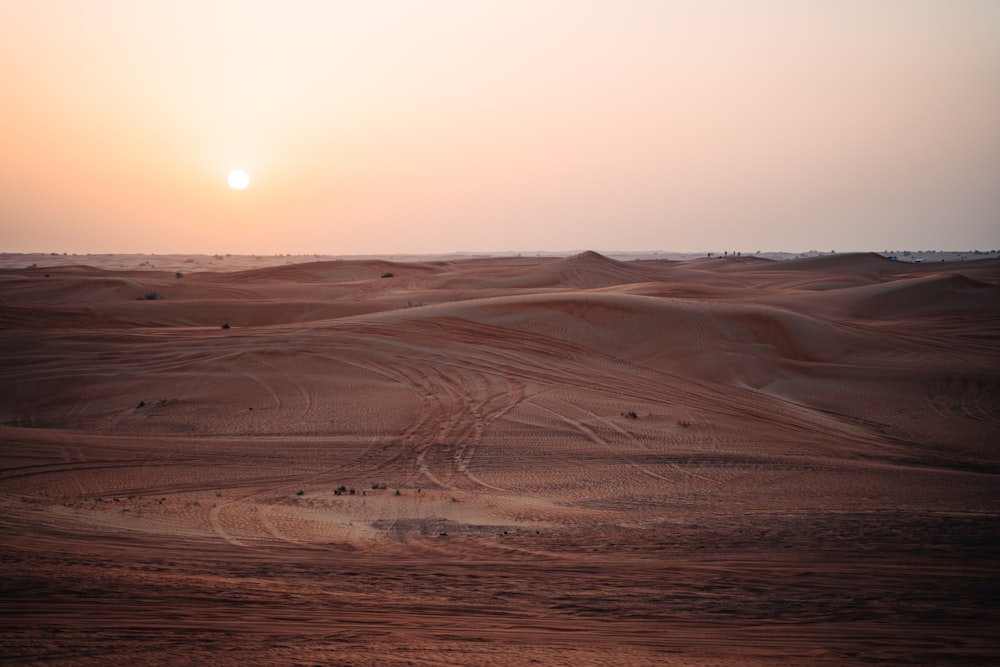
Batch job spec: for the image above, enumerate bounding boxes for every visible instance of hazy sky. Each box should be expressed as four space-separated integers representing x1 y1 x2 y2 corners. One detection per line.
2 1 998 254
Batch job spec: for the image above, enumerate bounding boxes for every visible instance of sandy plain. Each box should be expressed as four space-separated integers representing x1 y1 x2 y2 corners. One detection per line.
1 250 998 665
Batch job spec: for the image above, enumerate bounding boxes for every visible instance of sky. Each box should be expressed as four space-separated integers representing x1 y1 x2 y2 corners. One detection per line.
1 1 998 255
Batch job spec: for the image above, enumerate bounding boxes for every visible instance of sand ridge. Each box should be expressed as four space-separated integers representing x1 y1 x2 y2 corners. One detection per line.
1 251 998 664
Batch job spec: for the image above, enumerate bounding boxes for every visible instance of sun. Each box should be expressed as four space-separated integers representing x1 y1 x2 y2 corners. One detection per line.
227 169 250 190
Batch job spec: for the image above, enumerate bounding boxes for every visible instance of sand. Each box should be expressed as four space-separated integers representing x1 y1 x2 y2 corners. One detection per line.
1 251 998 665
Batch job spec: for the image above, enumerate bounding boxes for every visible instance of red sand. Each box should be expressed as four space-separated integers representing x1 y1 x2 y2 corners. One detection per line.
2 251 998 665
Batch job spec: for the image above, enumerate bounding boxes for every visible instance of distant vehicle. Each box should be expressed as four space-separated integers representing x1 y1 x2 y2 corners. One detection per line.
913 258 925 263
888 255 898 261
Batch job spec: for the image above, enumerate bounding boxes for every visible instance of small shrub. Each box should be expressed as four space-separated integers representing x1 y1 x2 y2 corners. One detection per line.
678 420 691 428
394 489 401 496
137 291 161 300
175 271 183 279
622 410 638 420
221 323 230 329
296 490 304 496
381 272 394 278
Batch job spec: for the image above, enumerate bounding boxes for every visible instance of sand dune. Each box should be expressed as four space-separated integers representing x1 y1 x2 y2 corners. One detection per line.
833 272 998 319
1 251 998 665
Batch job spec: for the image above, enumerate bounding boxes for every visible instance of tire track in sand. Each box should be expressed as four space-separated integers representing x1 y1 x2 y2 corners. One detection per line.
343 347 526 493
526 397 719 486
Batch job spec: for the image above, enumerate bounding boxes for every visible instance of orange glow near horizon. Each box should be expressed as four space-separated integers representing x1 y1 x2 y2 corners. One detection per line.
1 1 999 255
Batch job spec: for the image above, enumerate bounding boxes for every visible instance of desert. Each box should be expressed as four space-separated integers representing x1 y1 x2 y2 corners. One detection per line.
1 250 998 665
